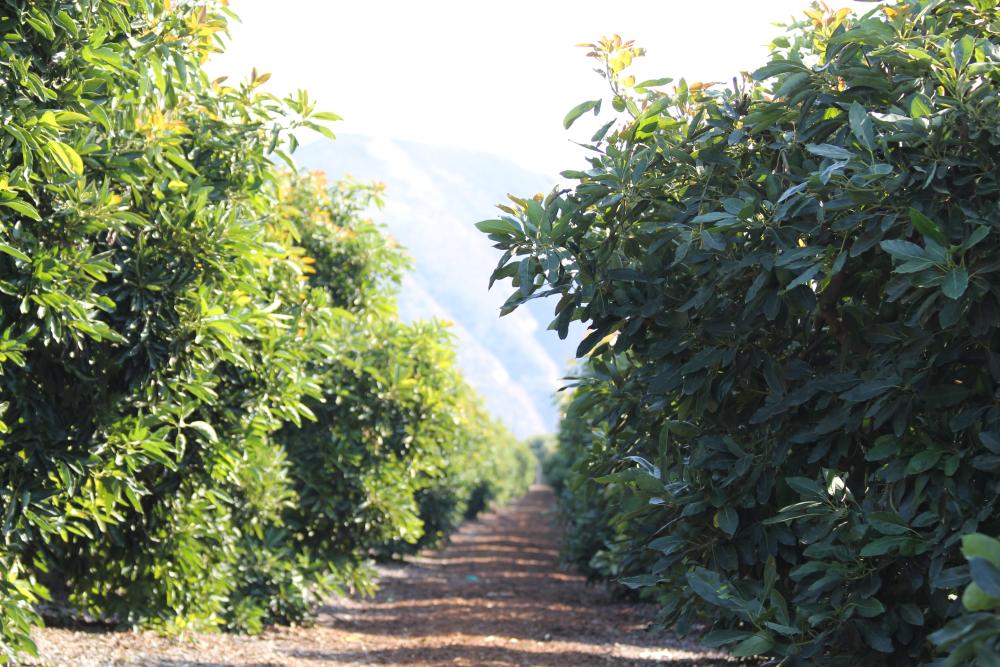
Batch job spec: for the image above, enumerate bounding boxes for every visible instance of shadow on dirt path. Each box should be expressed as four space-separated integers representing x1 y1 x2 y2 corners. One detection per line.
26 485 730 666
304 484 730 666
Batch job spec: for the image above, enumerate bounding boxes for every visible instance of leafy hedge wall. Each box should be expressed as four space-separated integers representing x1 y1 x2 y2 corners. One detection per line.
481 1 999 663
0 0 533 660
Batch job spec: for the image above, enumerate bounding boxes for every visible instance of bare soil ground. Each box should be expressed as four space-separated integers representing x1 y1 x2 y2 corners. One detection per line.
24 485 731 666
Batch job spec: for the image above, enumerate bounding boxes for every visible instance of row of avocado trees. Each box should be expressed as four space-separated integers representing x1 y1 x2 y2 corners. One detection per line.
480 1 999 663
0 0 534 660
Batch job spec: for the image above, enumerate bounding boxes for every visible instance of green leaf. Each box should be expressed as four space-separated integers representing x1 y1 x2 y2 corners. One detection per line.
691 212 736 224
776 72 810 99
634 78 673 89
910 93 933 118
140 440 177 469
785 264 821 291
591 119 616 142
941 268 969 300
907 450 943 474
859 622 894 653
980 432 1000 454
563 99 601 129
619 574 659 589
663 420 698 437
894 258 937 273
701 229 725 251
186 420 218 443
525 199 546 232
517 258 534 297
54 10 78 37
306 121 337 142
860 536 908 557
899 603 924 626
701 629 751 647
751 60 807 80
475 219 519 236
880 239 929 263
841 378 899 402
805 143 855 160
0 242 30 263
164 151 200 176
764 621 801 636
45 140 84 176
786 476 823 497
716 506 739 536
865 435 898 461
852 598 886 618
648 535 686 555
638 96 671 121
52 111 90 124
910 208 946 245
867 511 909 536
963 534 1000 569
311 111 343 121
969 558 1000 597
576 325 612 357
686 567 728 607
952 34 975 72
25 12 56 40
731 633 774 657
962 225 990 251
848 102 875 150
205 317 243 337
0 200 41 221
962 582 1000 612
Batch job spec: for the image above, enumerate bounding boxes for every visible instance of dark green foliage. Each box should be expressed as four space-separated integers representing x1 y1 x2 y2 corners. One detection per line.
0 1 533 660
931 533 1000 665
480 2 1000 663
541 381 620 581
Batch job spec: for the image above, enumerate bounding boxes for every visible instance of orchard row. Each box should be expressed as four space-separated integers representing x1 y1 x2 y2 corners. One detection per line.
0 1 533 660
482 2 1000 663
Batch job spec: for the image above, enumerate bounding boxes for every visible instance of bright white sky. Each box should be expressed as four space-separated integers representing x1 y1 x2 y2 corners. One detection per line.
208 1 872 435
209 0 870 178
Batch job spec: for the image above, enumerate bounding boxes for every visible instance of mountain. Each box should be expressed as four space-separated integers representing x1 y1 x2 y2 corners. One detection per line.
294 135 582 438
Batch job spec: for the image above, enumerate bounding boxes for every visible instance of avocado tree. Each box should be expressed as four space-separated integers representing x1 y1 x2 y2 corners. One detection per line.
0 0 534 659
481 1 1000 662
0 0 331 648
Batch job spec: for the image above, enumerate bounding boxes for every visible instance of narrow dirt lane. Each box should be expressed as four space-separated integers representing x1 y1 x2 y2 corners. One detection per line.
27 485 729 666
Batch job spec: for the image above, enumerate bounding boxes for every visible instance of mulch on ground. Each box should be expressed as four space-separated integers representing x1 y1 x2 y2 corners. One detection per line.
24 485 731 666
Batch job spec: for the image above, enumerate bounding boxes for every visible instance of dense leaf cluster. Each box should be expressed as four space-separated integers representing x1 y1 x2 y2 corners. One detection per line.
0 1 532 660
930 533 1000 663
481 2 999 663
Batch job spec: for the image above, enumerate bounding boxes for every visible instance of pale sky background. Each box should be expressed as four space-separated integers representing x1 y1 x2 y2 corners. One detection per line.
209 1 870 179
206 1 871 436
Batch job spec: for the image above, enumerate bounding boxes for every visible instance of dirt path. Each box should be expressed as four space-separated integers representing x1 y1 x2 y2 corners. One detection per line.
26 485 730 666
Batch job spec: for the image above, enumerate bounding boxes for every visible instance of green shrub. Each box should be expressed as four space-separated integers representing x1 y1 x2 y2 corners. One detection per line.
545 378 666 586
543 378 617 579
930 533 1000 665
480 1 1000 662
379 389 537 556
0 0 533 658
0 0 327 641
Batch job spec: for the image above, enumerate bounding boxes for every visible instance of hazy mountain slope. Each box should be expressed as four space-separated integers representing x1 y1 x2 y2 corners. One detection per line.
295 135 580 436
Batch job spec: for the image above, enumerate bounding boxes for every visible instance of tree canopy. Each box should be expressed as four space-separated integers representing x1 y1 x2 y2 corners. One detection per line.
481 1 1000 662
0 1 534 660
